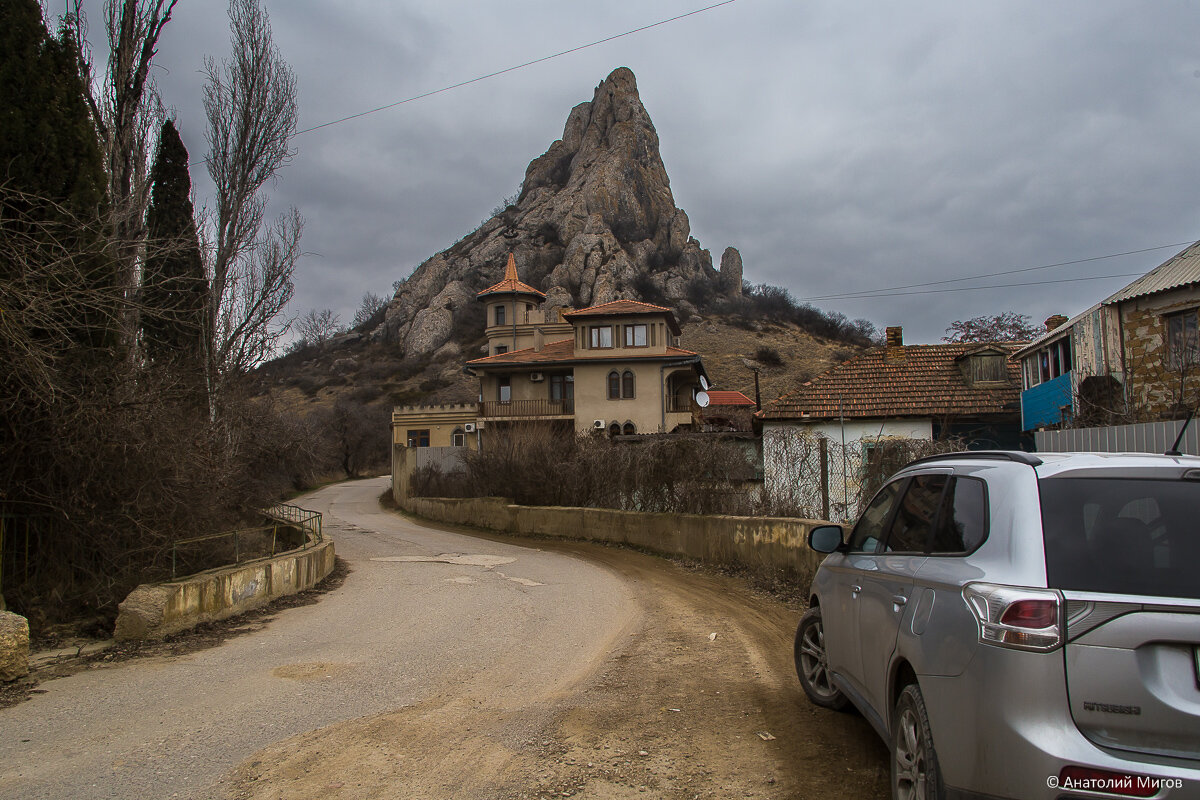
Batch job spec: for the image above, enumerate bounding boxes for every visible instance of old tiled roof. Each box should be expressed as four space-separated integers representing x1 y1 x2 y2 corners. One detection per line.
1104 240 1200 304
563 300 682 335
477 253 545 299
757 342 1022 421
705 390 755 406
466 338 699 367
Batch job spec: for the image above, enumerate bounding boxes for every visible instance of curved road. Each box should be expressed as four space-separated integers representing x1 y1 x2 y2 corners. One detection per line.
0 478 639 800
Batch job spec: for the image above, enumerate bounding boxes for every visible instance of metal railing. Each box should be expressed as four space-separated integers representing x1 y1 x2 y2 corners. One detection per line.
478 398 575 418
169 504 323 579
266 503 323 542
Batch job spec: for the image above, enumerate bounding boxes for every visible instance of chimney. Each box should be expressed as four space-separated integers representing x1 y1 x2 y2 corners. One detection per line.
1044 314 1068 331
534 327 545 352
885 326 906 364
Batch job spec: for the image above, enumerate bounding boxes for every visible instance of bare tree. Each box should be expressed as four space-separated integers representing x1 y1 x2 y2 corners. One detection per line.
351 292 387 329
295 307 342 346
203 0 301 379
67 0 179 347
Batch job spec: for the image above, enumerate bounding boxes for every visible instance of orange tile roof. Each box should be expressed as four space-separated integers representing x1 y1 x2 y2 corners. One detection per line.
466 339 700 367
705 390 755 406
477 253 545 299
757 342 1022 421
563 300 682 335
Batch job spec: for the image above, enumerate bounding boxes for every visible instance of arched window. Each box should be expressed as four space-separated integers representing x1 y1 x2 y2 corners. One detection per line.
622 422 636 435
622 370 635 398
451 428 466 447
608 371 621 399
608 422 621 437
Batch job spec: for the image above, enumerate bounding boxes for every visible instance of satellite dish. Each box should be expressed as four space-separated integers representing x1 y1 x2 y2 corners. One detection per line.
695 391 710 408
699 375 710 391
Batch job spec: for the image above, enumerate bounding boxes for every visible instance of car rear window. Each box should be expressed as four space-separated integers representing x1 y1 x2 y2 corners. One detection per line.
1039 477 1200 599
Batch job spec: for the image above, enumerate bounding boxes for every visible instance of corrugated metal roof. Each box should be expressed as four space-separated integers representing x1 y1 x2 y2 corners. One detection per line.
1104 240 1200 304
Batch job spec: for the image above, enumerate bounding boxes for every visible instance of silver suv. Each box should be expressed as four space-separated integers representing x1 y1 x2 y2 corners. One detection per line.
795 451 1200 800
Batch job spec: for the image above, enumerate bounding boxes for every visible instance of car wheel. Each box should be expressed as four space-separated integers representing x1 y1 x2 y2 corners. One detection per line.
892 683 944 800
793 607 848 710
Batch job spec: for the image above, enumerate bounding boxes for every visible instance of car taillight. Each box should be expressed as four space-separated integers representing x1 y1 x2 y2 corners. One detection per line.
963 583 1063 651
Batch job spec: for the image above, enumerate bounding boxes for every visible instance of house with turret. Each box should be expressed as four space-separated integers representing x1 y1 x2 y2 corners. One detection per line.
391 254 711 451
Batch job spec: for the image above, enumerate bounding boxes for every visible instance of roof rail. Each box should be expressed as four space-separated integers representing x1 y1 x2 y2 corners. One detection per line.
903 450 1043 469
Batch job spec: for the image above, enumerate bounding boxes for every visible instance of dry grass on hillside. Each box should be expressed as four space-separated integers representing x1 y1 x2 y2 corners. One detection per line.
680 316 864 405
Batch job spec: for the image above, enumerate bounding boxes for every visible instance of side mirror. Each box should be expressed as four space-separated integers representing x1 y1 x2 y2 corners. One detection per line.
808 524 845 554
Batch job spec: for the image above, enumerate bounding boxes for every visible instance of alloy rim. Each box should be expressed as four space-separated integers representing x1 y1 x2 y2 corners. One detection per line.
894 706 928 800
798 619 838 699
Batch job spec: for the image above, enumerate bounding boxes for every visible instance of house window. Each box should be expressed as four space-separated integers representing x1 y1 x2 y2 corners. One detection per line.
550 373 573 401
1167 310 1199 370
624 324 647 347
406 429 430 448
498 376 511 403
590 325 613 349
607 371 621 399
608 422 621 437
622 370 635 398
622 422 636 435
494 304 505 326
1025 338 1072 388
494 345 508 355
970 354 1006 383
451 429 466 447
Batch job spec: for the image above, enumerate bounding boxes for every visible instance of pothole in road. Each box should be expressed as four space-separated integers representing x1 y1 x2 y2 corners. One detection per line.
372 553 516 568
371 554 545 587
272 662 355 681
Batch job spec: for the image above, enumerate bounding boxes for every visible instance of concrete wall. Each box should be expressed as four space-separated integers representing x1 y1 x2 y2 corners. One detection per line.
400 495 829 587
113 539 336 641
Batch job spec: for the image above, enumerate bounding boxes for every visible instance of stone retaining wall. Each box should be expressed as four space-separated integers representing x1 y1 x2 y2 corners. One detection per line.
401 496 828 587
113 539 336 641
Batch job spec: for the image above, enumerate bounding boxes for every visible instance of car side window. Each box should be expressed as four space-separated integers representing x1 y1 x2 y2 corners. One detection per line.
886 474 948 553
848 479 904 553
931 476 989 553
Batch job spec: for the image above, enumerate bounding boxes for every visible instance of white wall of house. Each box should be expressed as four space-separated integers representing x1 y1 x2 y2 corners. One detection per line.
762 418 933 522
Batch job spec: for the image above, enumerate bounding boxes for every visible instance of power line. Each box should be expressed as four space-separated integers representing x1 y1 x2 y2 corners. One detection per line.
295 1 741 137
815 271 1145 301
797 241 1194 302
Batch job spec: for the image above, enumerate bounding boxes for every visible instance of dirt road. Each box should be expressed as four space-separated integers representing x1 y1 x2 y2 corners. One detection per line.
0 478 887 799
226 485 889 799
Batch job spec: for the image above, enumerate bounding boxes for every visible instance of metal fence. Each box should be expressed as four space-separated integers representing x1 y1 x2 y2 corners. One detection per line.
265 503 323 541
170 504 324 579
1035 419 1200 456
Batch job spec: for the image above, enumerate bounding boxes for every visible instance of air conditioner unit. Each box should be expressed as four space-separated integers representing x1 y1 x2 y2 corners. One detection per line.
529 372 545 382
464 423 476 433
593 419 606 430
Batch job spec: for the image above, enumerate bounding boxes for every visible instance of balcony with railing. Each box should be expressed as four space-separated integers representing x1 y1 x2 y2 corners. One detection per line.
478 398 575 420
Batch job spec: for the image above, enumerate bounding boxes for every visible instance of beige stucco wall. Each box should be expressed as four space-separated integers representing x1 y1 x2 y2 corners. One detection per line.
392 404 480 449
573 361 665 433
399 495 828 589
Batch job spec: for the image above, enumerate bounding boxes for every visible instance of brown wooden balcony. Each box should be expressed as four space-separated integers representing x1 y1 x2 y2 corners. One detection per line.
478 399 575 419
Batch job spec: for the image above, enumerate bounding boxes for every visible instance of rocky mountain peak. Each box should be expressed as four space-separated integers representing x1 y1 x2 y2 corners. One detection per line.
378 67 734 358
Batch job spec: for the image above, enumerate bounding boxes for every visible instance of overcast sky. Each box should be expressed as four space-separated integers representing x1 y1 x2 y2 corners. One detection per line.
66 0 1200 343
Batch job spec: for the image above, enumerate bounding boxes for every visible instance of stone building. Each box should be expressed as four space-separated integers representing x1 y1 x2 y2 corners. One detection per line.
1014 240 1200 428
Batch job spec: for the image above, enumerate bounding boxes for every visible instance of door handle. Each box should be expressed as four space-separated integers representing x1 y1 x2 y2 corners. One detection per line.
892 594 908 611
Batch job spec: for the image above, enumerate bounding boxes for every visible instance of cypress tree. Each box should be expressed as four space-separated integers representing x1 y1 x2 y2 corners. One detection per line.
0 0 114 350
142 119 208 373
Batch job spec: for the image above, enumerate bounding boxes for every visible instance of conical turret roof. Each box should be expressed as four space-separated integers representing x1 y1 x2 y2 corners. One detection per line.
476 253 545 300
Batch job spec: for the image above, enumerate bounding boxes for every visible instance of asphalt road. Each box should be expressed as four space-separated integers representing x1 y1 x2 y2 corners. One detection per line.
0 477 638 800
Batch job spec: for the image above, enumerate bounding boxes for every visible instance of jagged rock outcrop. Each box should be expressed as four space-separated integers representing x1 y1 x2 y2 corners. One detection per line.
720 247 743 295
378 67 736 358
